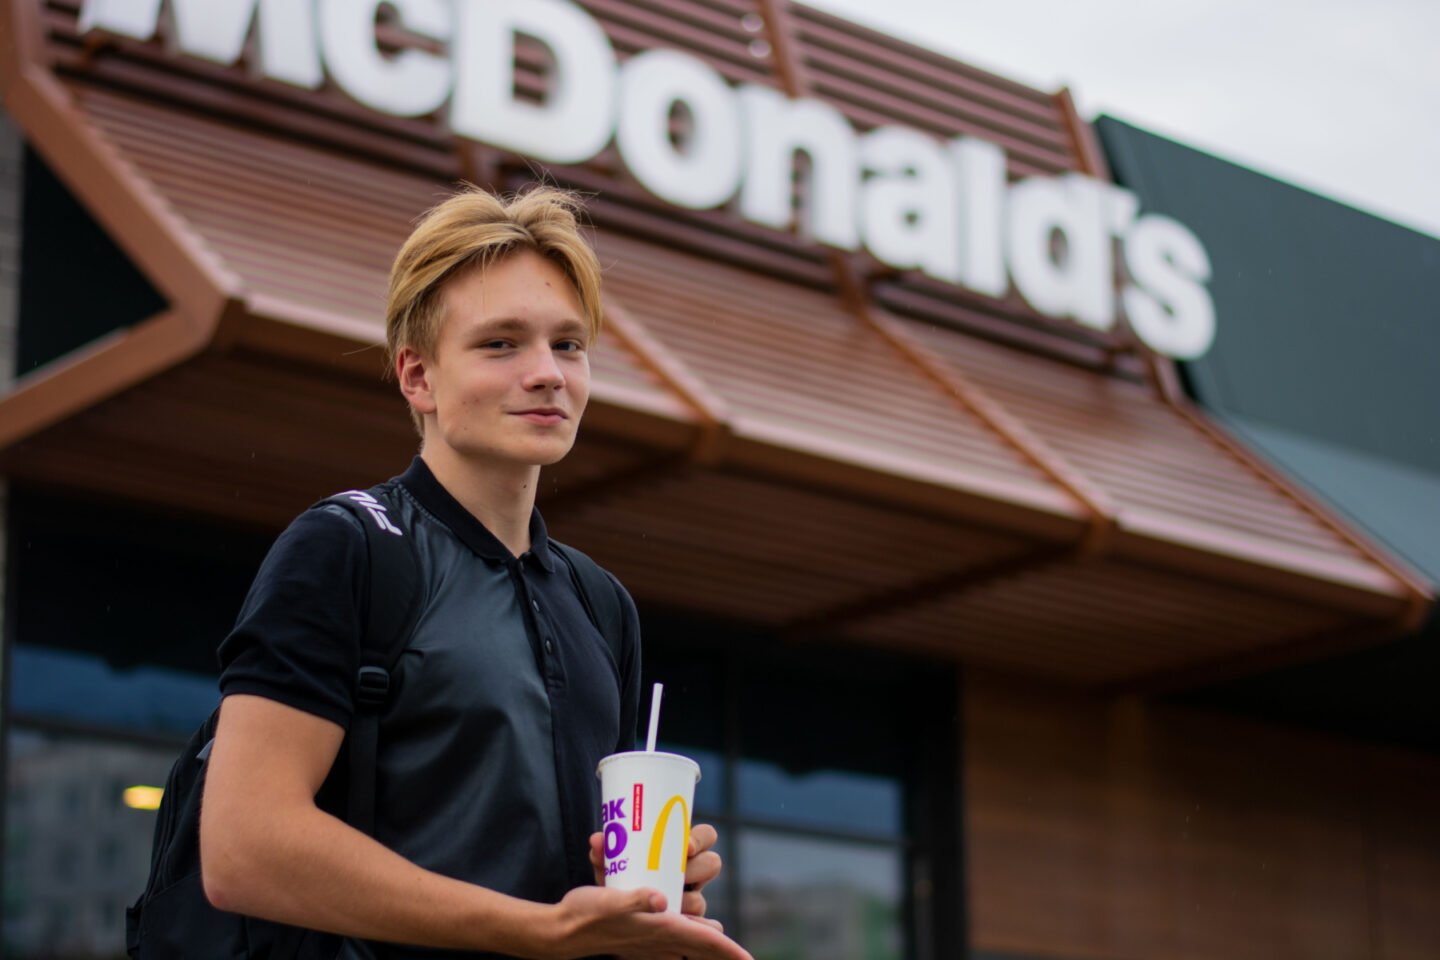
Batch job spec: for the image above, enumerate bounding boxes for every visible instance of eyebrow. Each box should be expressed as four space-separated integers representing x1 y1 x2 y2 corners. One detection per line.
469 316 588 337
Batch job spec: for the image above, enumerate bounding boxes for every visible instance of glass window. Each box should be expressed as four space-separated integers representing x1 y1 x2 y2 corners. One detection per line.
738 829 904 960
4 729 175 959
2 489 261 957
696 828 733 931
655 741 726 815
9 645 218 739
641 628 944 959
737 759 903 837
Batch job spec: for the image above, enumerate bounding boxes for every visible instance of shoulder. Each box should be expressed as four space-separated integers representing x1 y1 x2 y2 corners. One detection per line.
602 568 639 625
550 540 639 636
263 502 368 570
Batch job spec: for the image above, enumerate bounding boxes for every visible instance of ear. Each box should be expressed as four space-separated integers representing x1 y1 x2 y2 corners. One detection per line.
396 346 438 418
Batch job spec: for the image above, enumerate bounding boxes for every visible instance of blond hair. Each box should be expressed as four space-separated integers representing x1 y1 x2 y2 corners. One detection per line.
385 185 603 427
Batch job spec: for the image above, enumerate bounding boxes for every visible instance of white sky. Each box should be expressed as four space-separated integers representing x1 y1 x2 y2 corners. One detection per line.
802 0 1440 240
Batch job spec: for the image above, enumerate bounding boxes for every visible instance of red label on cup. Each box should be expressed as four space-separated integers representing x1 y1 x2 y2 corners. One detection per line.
633 783 643 831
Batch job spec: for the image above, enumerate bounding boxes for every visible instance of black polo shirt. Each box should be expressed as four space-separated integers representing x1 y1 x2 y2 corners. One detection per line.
218 457 642 958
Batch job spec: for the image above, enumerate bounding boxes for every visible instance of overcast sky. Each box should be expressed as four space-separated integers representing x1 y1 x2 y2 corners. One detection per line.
803 0 1440 240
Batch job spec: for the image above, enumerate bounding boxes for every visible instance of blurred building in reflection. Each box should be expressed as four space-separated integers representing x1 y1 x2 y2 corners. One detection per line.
5 733 167 955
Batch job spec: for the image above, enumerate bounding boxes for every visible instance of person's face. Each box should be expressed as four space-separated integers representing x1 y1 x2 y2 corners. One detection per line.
399 249 591 471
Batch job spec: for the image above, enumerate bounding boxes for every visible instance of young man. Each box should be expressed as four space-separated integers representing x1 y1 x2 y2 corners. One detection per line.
200 187 751 960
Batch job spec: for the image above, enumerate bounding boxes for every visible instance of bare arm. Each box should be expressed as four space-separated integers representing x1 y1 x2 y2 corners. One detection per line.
200 694 752 960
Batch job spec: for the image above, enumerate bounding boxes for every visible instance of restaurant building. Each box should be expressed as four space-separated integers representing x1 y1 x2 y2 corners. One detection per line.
1 1 1436 957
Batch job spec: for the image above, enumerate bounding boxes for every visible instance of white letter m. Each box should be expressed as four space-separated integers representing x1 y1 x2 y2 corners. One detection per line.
79 0 321 88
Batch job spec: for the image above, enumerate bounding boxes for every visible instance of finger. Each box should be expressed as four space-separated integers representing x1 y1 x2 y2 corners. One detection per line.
615 885 666 914
681 889 707 917
684 850 722 891
688 822 719 857
589 832 606 886
657 913 749 960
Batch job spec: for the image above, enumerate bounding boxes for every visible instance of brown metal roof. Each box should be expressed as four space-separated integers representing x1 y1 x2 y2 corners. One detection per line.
0 0 1429 688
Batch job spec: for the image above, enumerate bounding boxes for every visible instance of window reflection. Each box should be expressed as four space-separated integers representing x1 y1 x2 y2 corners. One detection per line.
738 829 903 960
694 829 732 933
653 741 725 815
738 759 902 837
9 645 218 738
4 729 174 959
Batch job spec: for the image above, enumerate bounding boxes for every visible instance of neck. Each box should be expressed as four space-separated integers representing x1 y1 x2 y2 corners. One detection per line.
420 444 541 558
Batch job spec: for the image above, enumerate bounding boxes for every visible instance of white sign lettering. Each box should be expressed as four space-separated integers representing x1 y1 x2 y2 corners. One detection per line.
737 84 858 250
79 0 1216 358
319 0 451 117
617 49 743 210
451 0 615 164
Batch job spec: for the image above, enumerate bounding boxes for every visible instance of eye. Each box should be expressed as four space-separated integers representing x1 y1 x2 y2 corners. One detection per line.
478 339 514 350
554 339 587 353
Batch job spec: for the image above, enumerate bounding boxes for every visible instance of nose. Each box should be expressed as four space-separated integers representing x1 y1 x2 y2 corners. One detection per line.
521 344 565 391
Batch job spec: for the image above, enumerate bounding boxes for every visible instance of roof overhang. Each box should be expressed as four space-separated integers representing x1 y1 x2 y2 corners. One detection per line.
1 0 1430 689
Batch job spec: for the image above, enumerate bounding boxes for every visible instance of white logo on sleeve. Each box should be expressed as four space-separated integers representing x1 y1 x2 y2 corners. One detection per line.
342 491 402 535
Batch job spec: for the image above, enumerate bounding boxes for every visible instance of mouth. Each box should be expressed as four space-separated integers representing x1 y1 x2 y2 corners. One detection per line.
512 408 569 425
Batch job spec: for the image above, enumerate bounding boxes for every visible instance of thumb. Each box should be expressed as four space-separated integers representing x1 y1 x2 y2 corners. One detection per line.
620 886 667 914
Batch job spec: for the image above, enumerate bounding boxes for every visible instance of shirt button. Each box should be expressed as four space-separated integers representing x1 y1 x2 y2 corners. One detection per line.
531 600 540 613
544 639 554 654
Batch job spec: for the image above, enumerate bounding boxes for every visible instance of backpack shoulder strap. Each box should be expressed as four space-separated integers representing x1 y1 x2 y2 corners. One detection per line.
321 487 419 680
549 539 625 664
315 484 421 835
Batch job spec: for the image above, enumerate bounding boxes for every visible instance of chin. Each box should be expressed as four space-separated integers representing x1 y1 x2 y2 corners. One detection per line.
497 438 577 468
532 443 577 467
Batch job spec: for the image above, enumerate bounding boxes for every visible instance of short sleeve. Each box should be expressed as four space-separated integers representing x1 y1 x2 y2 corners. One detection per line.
217 504 367 729
608 571 643 755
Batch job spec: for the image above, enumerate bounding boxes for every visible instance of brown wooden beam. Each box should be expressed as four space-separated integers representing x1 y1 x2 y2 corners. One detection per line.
756 0 1117 565
1100 616 1394 697
0 309 220 450
782 543 1072 641
7 66 240 320
1168 403 1434 632
1054 86 1110 180
756 0 812 97
833 251 1119 555
600 295 733 465
538 451 692 520
0 0 43 84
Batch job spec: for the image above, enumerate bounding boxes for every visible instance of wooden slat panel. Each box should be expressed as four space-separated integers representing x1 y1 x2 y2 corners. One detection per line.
870 277 1148 377
74 86 683 412
965 677 1440 959
1 351 664 529
788 3 1078 172
902 317 1370 565
552 467 1029 623
790 3 1059 112
848 559 1345 683
597 231 1062 499
1371 750 1440 959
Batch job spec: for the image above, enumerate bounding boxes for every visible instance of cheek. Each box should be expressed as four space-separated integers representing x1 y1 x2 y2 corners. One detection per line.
570 362 592 408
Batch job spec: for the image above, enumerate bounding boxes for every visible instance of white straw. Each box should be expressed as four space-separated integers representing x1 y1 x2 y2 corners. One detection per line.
645 682 664 753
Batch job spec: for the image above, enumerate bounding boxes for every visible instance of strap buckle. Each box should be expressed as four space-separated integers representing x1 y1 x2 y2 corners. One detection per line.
355 665 391 709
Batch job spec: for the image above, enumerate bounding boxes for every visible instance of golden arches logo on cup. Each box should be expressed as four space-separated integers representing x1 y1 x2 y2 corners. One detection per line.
646 794 691 871
597 751 701 913
600 787 692 877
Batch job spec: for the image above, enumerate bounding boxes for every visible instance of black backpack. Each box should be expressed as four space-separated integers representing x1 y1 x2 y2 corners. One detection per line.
125 484 625 959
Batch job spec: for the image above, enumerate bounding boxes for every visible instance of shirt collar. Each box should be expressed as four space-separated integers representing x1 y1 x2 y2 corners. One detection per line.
398 456 555 571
